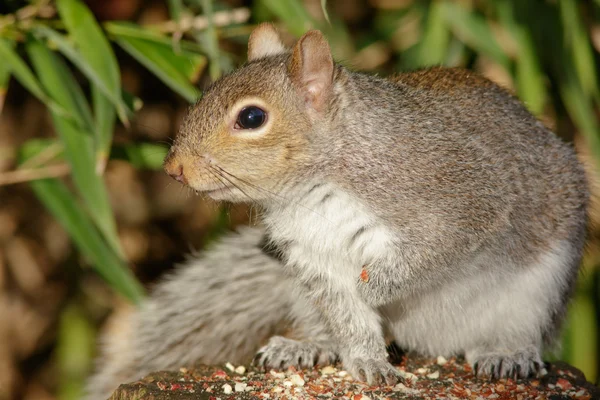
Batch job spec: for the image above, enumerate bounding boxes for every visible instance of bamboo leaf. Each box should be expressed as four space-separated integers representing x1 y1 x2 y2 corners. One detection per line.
32 27 118 170
560 68 600 167
112 142 169 170
104 22 207 54
28 178 144 303
441 2 510 71
32 26 134 122
122 88 144 113
56 305 95 400
416 1 450 67
0 49 10 113
199 0 221 80
562 294 599 383
496 2 547 115
114 36 204 103
56 0 128 124
0 38 47 101
514 41 546 115
92 86 116 173
260 0 314 36
559 0 599 99
19 136 142 304
0 38 69 117
167 0 183 22
18 139 168 171
26 38 123 258
0 53 10 91
321 0 330 24
26 35 94 130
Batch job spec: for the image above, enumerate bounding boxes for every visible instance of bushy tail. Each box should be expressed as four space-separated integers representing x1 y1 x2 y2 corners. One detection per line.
85 226 294 400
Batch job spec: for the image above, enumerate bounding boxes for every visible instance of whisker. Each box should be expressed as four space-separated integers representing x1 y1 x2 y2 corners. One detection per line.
214 166 282 200
214 166 331 223
207 168 239 201
210 167 261 203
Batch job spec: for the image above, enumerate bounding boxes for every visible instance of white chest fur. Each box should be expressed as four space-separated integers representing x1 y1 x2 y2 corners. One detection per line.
263 182 395 289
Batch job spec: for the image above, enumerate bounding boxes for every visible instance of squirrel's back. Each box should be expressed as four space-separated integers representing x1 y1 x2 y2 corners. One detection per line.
332 66 588 257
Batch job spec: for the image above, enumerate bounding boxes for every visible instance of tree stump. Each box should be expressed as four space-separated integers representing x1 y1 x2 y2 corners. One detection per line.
109 356 599 399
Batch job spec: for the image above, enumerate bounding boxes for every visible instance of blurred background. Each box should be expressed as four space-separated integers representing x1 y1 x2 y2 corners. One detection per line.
0 0 599 399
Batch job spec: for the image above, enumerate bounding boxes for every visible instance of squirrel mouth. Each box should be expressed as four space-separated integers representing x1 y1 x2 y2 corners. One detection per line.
198 185 233 197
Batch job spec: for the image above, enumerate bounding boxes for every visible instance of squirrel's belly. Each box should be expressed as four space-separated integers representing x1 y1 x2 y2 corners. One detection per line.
384 240 575 356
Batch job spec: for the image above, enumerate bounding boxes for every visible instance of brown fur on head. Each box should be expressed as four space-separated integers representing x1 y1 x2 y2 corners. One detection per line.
163 24 335 202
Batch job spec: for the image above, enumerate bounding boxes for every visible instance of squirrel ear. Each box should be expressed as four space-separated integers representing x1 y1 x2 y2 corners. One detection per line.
289 30 334 113
248 23 286 61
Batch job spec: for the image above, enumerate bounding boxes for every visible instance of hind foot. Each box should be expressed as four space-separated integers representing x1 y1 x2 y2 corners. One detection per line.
466 346 547 379
253 336 338 370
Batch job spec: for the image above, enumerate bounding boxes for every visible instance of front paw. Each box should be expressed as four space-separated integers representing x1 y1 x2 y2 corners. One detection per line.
346 358 401 386
253 336 338 370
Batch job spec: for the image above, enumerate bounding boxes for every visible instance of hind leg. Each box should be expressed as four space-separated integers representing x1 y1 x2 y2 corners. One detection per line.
466 345 546 379
388 245 576 381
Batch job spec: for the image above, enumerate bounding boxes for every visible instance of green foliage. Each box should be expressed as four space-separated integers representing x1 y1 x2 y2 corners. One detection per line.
110 25 205 102
0 0 599 387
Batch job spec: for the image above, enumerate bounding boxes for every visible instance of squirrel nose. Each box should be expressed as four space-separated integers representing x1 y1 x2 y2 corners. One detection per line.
165 162 188 184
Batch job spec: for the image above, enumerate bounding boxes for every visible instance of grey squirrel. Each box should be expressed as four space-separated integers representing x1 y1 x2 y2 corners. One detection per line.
86 23 589 399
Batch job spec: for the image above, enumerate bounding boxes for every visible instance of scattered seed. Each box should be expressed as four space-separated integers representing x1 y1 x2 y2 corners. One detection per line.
289 374 305 387
321 366 336 375
235 365 246 374
427 371 440 379
222 383 232 394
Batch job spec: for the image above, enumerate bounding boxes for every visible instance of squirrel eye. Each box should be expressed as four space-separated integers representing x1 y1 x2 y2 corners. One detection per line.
235 106 267 130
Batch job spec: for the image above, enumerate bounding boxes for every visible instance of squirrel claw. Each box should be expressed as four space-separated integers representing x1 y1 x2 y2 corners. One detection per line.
347 358 401 386
253 336 338 370
469 346 546 380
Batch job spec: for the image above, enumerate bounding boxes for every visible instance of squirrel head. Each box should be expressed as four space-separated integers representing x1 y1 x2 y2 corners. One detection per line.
164 24 336 202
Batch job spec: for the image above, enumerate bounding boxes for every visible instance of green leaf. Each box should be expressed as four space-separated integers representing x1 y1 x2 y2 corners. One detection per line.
122 88 144 113
495 1 547 115
0 52 10 91
92 86 116 173
416 1 450 67
114 36 204 103
441 2 510 71
19 139 142 304
26 38 123 259
32 26 134 123
0 47 10 113
562 293 598 382
28 177 144 303
25 35 94 130
56 0 128 124
321 0 330 24
559 0 599 100
0 38 68 117
111 142 169 170
561 70 600 168
514 42 546 115
199 0 221 80
56 305 95 400
18 138 169 171
167 0 183 22
104 21 208 54
260 0 314 36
